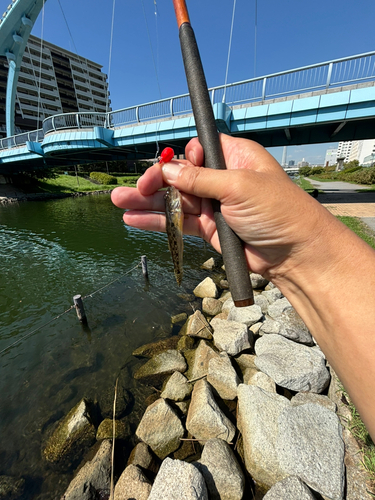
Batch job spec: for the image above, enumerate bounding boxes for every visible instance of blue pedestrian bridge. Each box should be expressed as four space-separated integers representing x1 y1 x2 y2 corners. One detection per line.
1 51 375 174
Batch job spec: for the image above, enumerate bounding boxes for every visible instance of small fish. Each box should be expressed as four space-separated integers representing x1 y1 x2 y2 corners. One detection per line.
165 186 184 286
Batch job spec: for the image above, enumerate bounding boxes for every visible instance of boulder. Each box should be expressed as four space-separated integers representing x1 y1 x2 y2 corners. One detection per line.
0 476 25 500
201 257 220 270
267 297 292 319
61 440 111 500
291 392 336 412
202 297 223 316
96 418 130 441
255 334 330 393
171 312 188 324
186 379 235 444
161 371 193 401
134 350 187 385
193 277 218 299
263 476 317 499
186 310 213 339
262 288 283 304
42 398 96 469
254 294 269 314
207 352 240 400
227 304 263 327
222 298 234 314
276 403 345 500
250 273 269 289
132 336 180 358
184 340 220 380
114 464 152 500
127 442 159 476
245 370 276 393
195 438 245 500
99 384 133 419
250 322 263 335
211 318 252 356
148 458 208 500
237 384 290 488
136 398 184 459
259 318 281 335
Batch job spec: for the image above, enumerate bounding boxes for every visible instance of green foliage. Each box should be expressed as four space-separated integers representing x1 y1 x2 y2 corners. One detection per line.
299 166 312 176
340 166 363 174
310 166 324 175
90 172 118 185
347 166 375 185
343 159 360 170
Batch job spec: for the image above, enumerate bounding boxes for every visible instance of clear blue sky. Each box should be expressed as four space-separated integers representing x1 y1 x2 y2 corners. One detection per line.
3 0 375 164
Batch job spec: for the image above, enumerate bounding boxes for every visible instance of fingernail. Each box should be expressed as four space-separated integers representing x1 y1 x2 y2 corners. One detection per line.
162 162 184 182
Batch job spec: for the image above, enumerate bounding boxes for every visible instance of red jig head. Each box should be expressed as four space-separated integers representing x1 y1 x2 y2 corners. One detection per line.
159 147 175 166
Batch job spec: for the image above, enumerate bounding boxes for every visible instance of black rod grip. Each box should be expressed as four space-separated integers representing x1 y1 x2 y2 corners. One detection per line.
179 23 254 306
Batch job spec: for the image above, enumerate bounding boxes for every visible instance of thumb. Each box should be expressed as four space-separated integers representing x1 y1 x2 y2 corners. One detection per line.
162 162 235 201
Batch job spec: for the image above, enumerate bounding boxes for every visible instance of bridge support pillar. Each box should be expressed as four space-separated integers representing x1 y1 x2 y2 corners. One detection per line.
5 54 19 137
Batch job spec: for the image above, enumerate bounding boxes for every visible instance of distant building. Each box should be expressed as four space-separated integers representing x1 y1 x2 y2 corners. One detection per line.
337 141 353 162
324 148 338 166
288 160 295 166
297 158 309 168
0 34 110 137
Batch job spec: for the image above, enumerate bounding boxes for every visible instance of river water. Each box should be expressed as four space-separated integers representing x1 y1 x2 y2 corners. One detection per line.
0 193 218 498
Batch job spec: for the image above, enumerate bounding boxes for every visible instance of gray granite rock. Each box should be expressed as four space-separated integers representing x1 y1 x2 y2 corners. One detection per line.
148 458 208 500
42 398 96 469
245 370 276 393
161 371 192 401
255 334 330 393
222 298 234 313
207 352 240 400
254 294 269 314
134 350 187 385
195 438 245 500
291 392 336 412
201 257 219 270
237 384 290 488
127 442 159 475
193 277 218 299
202 297 223 316
267 297 292 319
186 379 236 444
211 318 252 356
184 340 220 380
277 403 345 500
259 318 281 335
250 273 269 289
136 398 184 459
263 476 317 499
250 321 263 335
61 440 111 500
186 310 213 339
262 288 283 304
114 464 152 500
227 304 263 327
276 308 314 345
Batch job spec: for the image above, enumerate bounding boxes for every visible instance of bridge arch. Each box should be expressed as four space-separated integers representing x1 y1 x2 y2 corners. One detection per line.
0 0 48 136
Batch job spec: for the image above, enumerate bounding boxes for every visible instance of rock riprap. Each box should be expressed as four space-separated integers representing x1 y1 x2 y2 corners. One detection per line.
134 349 187 385
255 334 330 393
195 438 245 500
136 398 184 459
186 379 236 444
42 398 96 469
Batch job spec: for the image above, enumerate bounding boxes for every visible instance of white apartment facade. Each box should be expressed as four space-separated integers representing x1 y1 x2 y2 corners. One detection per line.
336 139 375 165
0 34 110 136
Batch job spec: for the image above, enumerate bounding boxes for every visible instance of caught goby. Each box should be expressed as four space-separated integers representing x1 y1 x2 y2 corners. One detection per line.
165 186 184 286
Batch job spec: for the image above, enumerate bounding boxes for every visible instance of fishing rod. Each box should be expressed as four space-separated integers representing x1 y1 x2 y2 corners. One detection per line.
171 0 254 307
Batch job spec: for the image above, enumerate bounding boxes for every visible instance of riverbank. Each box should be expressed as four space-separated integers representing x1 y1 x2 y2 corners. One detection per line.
0 186 113 205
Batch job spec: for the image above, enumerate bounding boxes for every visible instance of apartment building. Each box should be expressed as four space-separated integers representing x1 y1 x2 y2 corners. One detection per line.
0 34 110 137
336 139 375 165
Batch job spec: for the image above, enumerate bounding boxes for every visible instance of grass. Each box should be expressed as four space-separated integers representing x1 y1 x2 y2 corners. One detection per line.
337 216 375 250
293 176 316 191
35 174 141 194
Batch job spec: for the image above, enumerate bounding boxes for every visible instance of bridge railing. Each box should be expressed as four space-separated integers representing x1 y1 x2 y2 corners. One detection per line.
0 129 44 150
2 51 375 148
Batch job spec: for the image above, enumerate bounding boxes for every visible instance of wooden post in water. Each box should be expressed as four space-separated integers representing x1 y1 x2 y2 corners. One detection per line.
73 294 87 325
141 255 148 280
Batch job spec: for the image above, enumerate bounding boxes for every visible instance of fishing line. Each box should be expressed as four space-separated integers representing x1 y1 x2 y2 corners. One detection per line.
223 0 237 103
107 0 116 112
141 0 162 99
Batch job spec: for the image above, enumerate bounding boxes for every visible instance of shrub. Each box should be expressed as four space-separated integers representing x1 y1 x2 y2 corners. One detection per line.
90 172 118 185
299 166 312 176
311 166 324 175
348 167 375 185
340 166 363 175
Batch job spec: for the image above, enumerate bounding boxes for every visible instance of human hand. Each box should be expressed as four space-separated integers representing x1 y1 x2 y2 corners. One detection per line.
111 134 330 281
